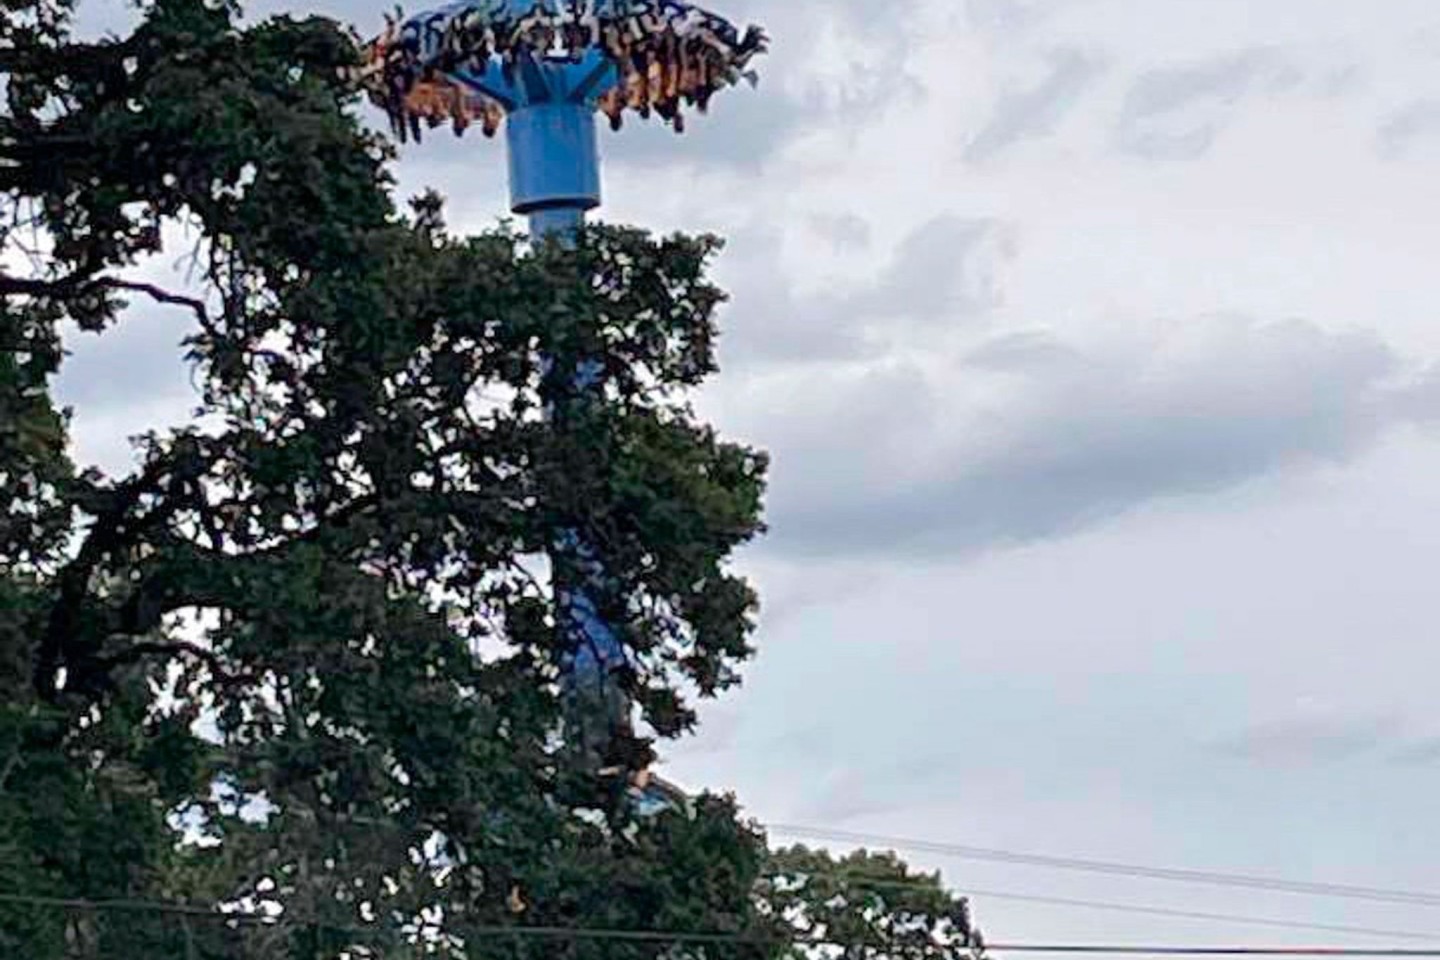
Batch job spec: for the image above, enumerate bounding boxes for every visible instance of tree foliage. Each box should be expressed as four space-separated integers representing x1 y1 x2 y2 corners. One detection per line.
760 847 984 960
0 0 984 957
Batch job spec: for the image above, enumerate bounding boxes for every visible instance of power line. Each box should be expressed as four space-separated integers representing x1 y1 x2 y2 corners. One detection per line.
13 870 1435 949
14 820 1429 946
14 877 1440 947
965 891 1439 943
759 872 1440 943
979 951 1440 957
7 891 1440 955
961 890 1440 944
766 825 1440 909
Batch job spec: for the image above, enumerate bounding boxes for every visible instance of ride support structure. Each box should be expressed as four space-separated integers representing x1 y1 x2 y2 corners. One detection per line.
353 0 766 813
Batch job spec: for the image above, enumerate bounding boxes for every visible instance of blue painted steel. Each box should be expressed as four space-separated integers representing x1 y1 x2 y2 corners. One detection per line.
555 531 632 698
526 204 585 239
507 102 601 214
447 45 617 216
449 63 520 110
489 33 635 776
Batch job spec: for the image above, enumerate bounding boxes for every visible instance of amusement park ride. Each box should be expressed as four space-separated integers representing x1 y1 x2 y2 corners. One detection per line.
351 0 767 816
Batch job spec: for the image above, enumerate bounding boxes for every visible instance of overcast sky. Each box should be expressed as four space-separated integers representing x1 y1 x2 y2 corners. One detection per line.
59 0 1440 950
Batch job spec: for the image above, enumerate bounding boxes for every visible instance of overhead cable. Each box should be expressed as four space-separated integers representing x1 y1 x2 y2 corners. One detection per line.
4 892 1440 956
766 824 1440 908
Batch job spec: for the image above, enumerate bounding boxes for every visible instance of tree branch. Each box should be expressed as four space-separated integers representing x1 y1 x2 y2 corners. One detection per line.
99 278 214 333
95 639 257 689
34 438 218 702
0 272 215 334
35 457 176 700
0 272 86 298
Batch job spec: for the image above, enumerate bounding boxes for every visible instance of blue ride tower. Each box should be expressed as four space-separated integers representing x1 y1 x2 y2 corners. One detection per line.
355 0 766 812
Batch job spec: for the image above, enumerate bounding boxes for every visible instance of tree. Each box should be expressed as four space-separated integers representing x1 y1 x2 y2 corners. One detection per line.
0 1 985 957
758 846 984 960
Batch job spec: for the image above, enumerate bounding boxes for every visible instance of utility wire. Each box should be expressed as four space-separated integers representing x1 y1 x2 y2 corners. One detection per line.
6 891 1440 955
12 870 1435 948
770 876 1440 943
976 951 1440 957
958 890 1440 945
766 825 1440 909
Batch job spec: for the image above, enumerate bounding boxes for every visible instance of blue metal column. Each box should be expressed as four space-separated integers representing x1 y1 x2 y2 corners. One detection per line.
502 62 634 776
507 100 601 235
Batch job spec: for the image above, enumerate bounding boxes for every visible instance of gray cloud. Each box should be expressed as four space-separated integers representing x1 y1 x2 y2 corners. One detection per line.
792 767 905 825
710 227 864 367
1392 737 1440 765
854 217 1016 323
964 48 1106 163
806 213 872 252
55 309 198 413
51 272 212 476
763 316 1415 559
1211 715 1402 765
1384 362 1440 423
604 87 811 174
55 321 212 475
1316 64 1364 99
965 0 1039 34
670 702 745 759
1115 48 1303 160
50 220 213 457
714 216 1015 367
1377 99 1440 159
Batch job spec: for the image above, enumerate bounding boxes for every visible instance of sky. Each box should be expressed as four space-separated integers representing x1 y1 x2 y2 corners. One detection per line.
55 0 1440 950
